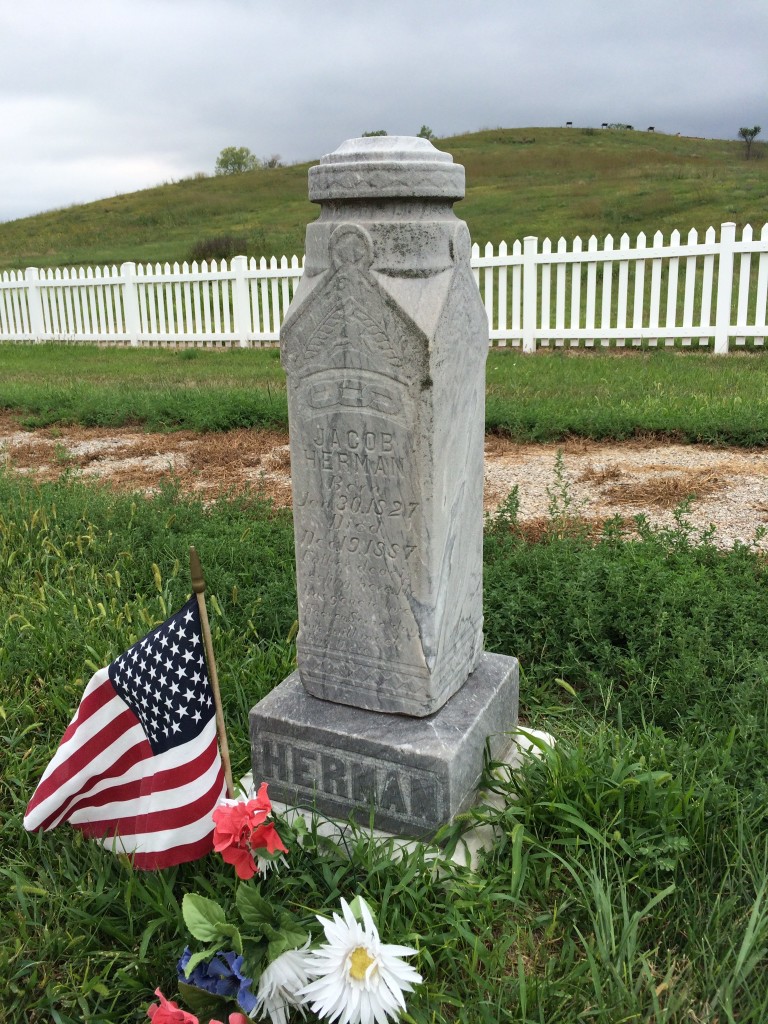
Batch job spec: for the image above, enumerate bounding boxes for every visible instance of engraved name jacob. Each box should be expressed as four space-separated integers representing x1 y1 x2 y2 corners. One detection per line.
303 426 404 476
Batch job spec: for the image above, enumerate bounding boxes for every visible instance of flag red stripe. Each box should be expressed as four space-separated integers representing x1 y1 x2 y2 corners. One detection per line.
76 760 225 841
58 674 115 744
129 831 216 871
33 735 152 831
25 699 144 817
65 735 221 830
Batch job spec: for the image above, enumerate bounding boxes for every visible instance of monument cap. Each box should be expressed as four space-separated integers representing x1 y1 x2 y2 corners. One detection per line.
308 136 465 202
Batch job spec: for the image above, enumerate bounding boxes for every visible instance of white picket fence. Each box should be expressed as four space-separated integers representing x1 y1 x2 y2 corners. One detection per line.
1 222 766 353
0 255 302 348
475 222 768 353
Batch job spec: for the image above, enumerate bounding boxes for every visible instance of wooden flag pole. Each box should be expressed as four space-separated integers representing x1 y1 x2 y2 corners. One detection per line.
189 546 236 799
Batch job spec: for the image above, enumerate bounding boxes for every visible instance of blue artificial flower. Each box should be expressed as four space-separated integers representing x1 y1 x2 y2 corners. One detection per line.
232 954 259 1014
177 947 259 1013
177 947 240 999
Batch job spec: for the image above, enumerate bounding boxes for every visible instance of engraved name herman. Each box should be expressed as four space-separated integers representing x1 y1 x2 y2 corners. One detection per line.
305 427 405 476
259 734 442 825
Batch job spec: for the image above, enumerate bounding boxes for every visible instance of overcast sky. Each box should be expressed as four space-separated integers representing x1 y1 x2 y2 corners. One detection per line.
1 0 765 223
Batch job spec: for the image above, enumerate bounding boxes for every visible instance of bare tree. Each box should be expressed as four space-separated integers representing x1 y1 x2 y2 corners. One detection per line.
738 126 761 159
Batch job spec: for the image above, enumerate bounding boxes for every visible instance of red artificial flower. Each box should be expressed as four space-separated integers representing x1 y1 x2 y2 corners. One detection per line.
212 784 273 855
220 841 258 880
146 988 199 1024
250 820 289 857
250 781 272 815
212 801 256 855
212 784 285 878
147 992 248 1024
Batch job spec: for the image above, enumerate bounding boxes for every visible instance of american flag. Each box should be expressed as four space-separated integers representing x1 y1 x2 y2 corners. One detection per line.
23 598 226 869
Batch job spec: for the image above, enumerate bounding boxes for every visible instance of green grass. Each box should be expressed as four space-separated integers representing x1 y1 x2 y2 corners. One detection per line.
0 344 289 432
2 343 768 444
485 348 768 445
450 127 767 249
0 128 765 272
1 351 767 1021
1 471 767 1023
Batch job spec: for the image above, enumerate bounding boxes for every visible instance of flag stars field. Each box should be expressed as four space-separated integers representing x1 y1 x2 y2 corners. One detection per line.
110 623 212 751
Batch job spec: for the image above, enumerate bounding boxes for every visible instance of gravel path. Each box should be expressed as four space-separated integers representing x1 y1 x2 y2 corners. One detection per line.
2 413 766 550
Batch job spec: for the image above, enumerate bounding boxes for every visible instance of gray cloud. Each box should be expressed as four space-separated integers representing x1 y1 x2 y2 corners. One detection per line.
1 0 765 222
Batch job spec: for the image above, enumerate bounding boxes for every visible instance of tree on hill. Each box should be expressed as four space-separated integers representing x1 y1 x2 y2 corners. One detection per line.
738 126 761 159
361 129 387 137
215 146 260 175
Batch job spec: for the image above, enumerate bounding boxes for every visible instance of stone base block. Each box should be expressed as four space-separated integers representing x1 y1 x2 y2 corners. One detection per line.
241 728 554 871
249 651 519 837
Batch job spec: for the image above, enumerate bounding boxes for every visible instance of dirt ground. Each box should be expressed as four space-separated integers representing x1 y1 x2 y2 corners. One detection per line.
1 411 766 550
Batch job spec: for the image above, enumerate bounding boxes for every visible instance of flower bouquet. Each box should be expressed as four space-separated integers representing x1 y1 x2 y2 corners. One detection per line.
149 784 422 1024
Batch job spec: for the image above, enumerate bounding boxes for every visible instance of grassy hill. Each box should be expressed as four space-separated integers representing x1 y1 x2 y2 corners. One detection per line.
0 127 765 272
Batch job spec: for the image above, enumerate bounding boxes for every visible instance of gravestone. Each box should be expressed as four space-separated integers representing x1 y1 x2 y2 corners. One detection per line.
249 136 519 836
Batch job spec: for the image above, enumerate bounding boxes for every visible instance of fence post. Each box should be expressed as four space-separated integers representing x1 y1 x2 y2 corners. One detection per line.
231 255 250 347
121 262 140 346
522 235 538 352
24 266 44 342
714 222 736 355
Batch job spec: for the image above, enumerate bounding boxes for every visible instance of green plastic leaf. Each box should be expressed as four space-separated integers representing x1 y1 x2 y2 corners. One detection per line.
239 941 268 982
216 922 243 955
182 893 227 943
183 946 221 978
267 928 310 962
177 981 233 1019
236 884 276 932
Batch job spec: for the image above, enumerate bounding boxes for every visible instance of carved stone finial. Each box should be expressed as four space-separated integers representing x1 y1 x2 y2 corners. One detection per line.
309 135 465 202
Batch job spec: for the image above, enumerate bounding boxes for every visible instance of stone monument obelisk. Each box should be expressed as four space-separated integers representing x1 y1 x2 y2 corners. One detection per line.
249 136 519 836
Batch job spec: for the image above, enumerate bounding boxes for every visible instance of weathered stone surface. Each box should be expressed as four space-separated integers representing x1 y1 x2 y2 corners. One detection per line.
250 136 520 835
308 135 465 201
249 652 519 836
280 137 488 717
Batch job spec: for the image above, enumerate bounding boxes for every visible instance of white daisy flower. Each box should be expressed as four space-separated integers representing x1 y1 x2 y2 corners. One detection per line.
255 942 311 1024
298 897 422 1024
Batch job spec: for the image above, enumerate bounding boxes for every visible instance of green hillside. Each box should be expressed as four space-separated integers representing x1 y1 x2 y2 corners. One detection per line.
0 128 765 272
